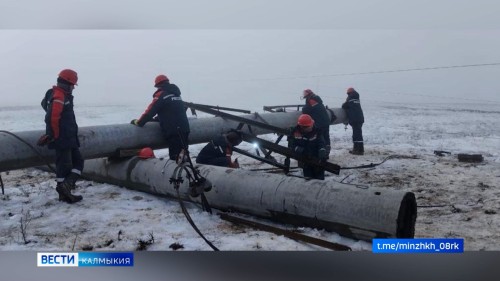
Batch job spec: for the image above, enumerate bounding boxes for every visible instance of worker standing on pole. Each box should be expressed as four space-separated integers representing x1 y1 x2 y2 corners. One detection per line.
37 69 83 204
131 74 190 163
289 114 328 180
342 87 365 155
301 89 331 158
196 130 243 168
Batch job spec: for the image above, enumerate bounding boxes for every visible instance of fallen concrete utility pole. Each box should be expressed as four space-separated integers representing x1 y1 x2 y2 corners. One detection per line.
81 157 417 242
0 108 346 172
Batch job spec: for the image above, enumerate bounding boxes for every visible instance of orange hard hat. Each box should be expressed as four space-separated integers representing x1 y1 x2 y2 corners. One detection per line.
347 87 355 93
154 74 169 87
303 89 314 97
138 147 155 159
297 114 314 127
58 69 78 85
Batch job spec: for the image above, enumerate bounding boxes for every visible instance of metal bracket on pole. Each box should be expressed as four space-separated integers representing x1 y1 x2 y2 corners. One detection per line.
264 134 284 159
232 147 288 171
200 103 251 114
263 104 304 113
186 103 250 119
184 102 290 135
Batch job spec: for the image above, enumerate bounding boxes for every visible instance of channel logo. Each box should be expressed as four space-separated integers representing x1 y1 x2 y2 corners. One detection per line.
372 238 464 253
37 253 78 267
37 252 134 267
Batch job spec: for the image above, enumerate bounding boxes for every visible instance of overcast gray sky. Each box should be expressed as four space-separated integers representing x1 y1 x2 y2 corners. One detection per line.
1 1 499 108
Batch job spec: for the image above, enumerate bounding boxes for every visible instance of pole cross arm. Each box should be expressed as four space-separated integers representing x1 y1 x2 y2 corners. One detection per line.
184 102 290 135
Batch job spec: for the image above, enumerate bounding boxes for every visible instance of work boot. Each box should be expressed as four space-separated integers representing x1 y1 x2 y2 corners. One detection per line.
348 144 356 155
56 182 83 204
325 145 331 159
358 143 364 154
349 150 364 155
349 143 364 155
65 172 80 190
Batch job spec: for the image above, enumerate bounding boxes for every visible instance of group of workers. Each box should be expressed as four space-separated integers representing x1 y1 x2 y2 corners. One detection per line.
37 69 364 203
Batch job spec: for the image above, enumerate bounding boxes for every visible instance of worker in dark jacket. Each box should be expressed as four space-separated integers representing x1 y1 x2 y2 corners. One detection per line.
301 89 331 158
289 114 328 180
342 87 365 155
37 69 83 204
196 130 242 168
131 74 190 162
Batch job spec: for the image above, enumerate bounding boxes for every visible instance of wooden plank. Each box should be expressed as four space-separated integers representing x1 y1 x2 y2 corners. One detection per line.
219 212 352 251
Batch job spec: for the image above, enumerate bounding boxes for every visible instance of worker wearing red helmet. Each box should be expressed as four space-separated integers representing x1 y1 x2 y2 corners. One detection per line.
38 68 83 204
131 74 190 163
301 89 331 158
342 87 365 155
288 114 328 180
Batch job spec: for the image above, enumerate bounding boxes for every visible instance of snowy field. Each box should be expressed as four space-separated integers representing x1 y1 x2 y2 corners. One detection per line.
0 100 499 251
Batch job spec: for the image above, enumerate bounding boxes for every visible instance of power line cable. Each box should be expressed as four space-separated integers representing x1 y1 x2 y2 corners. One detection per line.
227 62 500 82
320 88 500 104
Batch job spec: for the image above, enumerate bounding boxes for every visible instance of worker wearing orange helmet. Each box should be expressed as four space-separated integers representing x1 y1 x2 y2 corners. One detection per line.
38 69 83 204
288 114 328 180
342 87 365 155
130 74 190 162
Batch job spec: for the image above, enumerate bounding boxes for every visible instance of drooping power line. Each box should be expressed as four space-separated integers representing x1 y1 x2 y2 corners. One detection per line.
228 62 500 82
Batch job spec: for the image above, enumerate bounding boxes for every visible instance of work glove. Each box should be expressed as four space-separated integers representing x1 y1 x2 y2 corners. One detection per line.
130 119 139 126
229 159 240 168
294 146 304 154
37 134 54 146
318 148 328 160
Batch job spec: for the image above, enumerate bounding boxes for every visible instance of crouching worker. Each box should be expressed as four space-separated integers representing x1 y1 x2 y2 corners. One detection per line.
196 130 243 168
289 114 328 180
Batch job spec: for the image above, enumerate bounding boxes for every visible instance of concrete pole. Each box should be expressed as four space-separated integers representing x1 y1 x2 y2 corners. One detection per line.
82 157 417 242
0 108 346 172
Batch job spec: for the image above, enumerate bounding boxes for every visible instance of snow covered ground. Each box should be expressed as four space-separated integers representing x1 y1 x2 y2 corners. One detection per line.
0 100 499 251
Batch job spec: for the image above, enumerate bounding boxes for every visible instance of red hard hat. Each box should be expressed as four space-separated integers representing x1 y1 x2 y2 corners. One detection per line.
297 114 314 127
347 87 355 93
154 74 169 86
58 69 78 85
303 89 314 97
138 147 155 159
